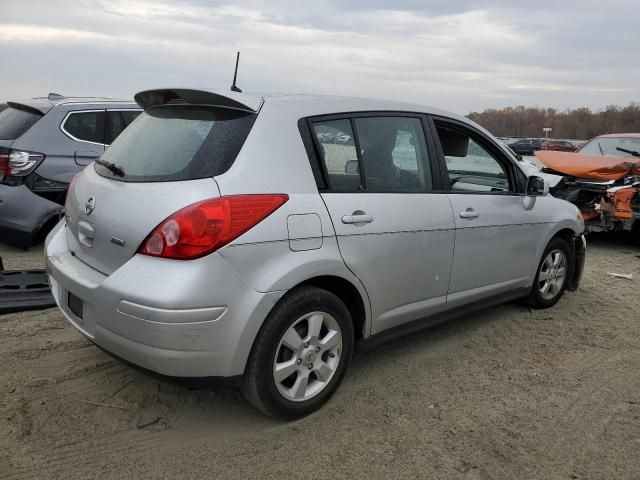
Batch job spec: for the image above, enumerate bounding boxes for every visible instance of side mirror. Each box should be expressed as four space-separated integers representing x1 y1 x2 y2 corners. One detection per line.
345 160 359 175
515 153 523 162
526 175 549 196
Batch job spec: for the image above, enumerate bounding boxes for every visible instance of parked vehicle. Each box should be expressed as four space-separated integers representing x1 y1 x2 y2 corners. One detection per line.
537 133 640 234
0 94 140 247
46 89 586 419
543 140 578 152
508 138 542 155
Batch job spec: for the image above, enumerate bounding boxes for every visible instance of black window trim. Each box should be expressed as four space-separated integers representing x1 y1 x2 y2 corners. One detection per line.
300 110 444 194
428 115 526 196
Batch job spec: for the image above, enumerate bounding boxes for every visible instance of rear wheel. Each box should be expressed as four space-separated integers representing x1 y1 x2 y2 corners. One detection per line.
527 237 572 309
242 286 354 419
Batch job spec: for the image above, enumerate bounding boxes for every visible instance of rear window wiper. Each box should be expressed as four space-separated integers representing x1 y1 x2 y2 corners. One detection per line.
616 147 640 157
95 158 125 177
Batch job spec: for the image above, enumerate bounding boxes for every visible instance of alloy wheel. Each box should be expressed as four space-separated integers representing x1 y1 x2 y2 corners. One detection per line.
538 249 567 301
272 311 342 402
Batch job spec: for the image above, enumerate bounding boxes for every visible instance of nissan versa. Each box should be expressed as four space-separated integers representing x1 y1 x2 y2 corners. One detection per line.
45 89 586 419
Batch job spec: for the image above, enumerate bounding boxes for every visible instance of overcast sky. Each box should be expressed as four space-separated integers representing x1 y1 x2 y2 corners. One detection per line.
1 0 638 114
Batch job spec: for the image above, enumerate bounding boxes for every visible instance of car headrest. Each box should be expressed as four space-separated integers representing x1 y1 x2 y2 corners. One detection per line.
438 128 469 157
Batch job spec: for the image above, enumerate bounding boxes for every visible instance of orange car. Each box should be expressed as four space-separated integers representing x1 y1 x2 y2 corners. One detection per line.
535 133 640 235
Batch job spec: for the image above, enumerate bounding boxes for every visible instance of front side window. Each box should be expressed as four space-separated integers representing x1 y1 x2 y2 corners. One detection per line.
435 123 512 193
63 111 105 144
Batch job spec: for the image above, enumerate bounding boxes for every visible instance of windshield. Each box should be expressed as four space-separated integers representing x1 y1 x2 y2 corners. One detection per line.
95 105 256 182
0 107 43 140
578 137 640 158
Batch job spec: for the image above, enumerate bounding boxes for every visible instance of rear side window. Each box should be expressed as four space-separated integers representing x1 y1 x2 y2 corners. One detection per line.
62 111 105 144
312 119 361 190
0 107 43 140
106 110 141 145
310 116 431 192
353 117 430 192
95 106 256 182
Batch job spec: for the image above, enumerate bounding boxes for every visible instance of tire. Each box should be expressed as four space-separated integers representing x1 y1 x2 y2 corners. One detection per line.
527 236 573 309
242 286 354 419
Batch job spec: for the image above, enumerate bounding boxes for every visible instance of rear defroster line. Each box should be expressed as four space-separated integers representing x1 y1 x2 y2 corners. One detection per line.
0 256 56 314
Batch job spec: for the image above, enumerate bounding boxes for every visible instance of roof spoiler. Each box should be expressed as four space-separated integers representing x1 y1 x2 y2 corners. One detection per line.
134 88 262 113
6 101 48 116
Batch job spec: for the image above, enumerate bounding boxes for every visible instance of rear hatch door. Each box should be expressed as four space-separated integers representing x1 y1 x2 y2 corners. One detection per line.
65 168 221 275
64 93 258 275
0 104 46 178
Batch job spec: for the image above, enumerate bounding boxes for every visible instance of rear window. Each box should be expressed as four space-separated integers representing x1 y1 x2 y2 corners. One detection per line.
0 107 43 140
95 106 256 182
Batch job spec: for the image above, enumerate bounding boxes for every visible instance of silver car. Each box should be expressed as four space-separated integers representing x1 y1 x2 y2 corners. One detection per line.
46 89 586 419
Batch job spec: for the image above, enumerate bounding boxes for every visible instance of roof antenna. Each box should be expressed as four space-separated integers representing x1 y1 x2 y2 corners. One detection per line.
230 51 242 93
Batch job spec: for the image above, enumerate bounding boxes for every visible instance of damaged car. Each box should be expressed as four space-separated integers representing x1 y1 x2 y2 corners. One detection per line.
0 94 140 248
536 133 640 235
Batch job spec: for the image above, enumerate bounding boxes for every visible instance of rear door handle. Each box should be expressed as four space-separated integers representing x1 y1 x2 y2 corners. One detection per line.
459 208 479 219
341 214 373 224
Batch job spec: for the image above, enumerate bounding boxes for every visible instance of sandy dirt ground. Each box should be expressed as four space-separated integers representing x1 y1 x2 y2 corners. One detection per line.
1 234 639 480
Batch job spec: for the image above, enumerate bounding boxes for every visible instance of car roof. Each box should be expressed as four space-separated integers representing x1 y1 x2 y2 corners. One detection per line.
256 92 463 119
134 87 475 128
595 133 640 139
7 94 137 115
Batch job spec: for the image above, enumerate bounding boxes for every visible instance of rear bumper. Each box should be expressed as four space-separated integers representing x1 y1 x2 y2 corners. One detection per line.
567 234 586 292
45 222 284 377
0 183 62 248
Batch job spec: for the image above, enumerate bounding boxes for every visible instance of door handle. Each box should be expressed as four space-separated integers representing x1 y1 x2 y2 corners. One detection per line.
459 208 479 219
341 214 373 224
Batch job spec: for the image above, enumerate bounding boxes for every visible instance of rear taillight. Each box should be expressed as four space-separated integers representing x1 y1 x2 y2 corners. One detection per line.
0 149 45 178
139 194 289 260
0 152 9 180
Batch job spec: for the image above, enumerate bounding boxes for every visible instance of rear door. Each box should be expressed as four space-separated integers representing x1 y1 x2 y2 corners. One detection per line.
429 117 544 307
61 110 106 166
308 113 455 334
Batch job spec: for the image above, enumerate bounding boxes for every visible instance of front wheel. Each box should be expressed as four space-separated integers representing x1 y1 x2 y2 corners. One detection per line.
242 286 354 419
527 237 573 309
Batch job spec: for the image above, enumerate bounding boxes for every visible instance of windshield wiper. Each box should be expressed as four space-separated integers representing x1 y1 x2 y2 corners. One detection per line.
95 158 125 177
616 147 640 157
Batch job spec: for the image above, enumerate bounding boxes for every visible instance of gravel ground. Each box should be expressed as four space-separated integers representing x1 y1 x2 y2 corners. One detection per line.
1 234 639 480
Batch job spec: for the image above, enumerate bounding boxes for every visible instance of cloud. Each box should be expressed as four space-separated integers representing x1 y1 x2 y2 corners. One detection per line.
0 0 638 113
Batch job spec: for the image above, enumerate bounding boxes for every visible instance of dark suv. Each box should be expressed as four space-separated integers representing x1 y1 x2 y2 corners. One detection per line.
508 138 544 156
0 94 140 247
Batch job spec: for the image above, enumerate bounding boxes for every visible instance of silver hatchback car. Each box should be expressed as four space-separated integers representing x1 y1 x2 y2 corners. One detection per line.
46 89 586 419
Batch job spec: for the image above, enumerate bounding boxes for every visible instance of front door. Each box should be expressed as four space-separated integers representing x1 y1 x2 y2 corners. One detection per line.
430 118 545 307
309 114 455 334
